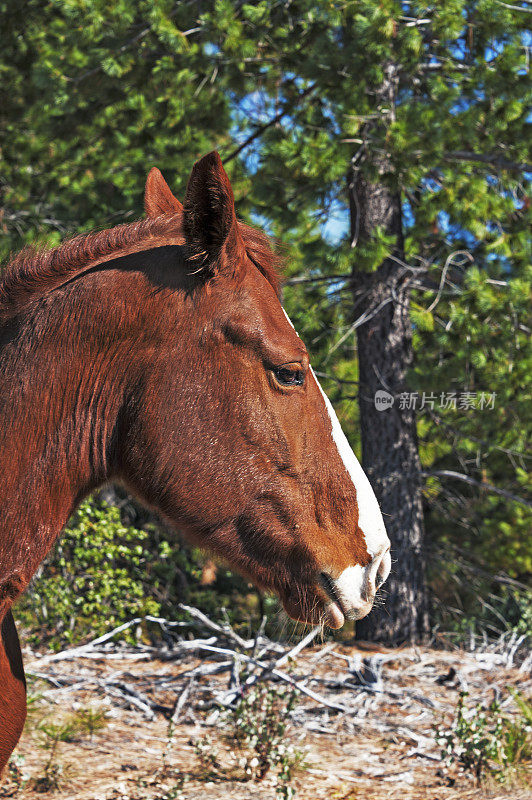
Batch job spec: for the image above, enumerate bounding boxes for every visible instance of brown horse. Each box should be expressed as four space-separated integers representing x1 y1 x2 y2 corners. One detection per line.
0 152 390 771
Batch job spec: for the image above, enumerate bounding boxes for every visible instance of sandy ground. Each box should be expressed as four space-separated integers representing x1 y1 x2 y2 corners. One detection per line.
1 639 530 800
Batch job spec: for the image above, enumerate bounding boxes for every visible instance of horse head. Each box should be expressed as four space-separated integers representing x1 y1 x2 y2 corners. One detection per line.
120 152 391 628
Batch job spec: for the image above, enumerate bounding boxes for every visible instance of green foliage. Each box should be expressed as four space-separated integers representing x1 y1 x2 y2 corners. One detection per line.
435 691 532 786
37 705 108 745
29 706 109 793
433 574 532 647
37 718 80 745
0 0 233 260
72 706 109 741
32 718 72 793
1 755 30 797
229 683 301 795
221 0 531 624
18 499 161 647
195 683 302 799
2 0 530 637
193 735 221 778
415 260 532 613
18 494 276 650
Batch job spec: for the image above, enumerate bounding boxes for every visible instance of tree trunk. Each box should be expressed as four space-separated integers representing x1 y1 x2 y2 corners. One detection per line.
347 67 429 643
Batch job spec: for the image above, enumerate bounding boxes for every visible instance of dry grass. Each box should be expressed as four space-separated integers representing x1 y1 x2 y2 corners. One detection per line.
1 642 530 800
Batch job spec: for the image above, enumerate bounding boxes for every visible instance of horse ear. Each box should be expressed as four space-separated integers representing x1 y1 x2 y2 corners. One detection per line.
183 151 243 267
145 167 183 218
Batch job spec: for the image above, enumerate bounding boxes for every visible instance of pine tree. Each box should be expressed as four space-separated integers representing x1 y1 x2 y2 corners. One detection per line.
2 1 530 642
197 0 531 640
0 0 232 257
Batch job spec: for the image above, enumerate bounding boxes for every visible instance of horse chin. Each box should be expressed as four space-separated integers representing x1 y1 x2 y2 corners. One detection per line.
323 601 345 629
281 592 345 630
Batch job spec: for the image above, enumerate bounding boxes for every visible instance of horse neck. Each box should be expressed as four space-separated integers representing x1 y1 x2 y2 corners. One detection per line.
0 294 126 611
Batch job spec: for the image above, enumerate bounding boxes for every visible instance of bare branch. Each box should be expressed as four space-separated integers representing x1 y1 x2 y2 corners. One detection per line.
422 470 532 507
285 273 350 286
493 0 532 12
223 84 316 165
445 151 531 173
426 251 473 313
178 603 252 650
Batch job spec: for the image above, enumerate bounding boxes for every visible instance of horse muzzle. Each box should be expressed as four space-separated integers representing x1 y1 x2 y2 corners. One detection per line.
320 545 391 629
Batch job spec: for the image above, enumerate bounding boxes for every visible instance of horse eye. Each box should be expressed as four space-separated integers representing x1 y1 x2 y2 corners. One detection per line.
273 365 305 387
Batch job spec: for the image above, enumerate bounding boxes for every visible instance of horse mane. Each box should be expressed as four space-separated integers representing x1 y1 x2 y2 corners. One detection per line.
0 213 281 322
238 222 281 297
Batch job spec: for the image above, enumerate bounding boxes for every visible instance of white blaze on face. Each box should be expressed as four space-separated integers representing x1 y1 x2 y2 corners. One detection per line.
310 368 388 558
282 307 391 615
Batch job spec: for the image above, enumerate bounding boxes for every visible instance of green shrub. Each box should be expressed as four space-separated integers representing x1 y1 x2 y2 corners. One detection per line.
229 683 302 798
435 690 532 785
430 543 532 646
195 682 303 799
17 495 277 650
18 499 162 648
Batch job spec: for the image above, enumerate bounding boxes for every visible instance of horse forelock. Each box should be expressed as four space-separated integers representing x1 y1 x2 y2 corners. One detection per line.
0 213 282 321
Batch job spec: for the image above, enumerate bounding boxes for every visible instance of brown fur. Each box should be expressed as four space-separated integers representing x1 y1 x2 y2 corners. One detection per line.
0 152 369 773
0 613 26 771
2 158 279 323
